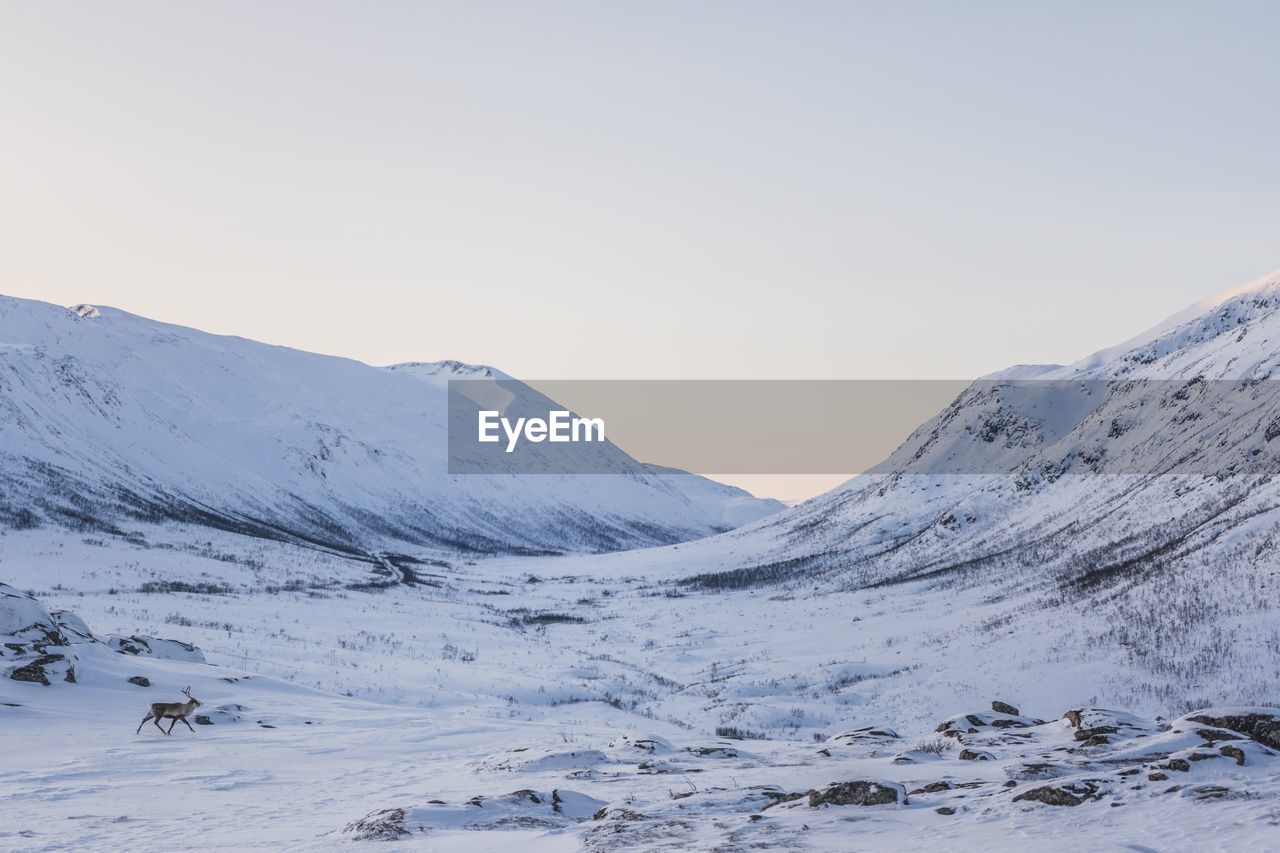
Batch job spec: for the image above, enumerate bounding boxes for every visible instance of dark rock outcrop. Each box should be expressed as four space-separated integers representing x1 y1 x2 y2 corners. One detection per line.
1186 710 1280 751
808 780 904 807
9 654 63 685
344 808 413 841
1012 780 1100 807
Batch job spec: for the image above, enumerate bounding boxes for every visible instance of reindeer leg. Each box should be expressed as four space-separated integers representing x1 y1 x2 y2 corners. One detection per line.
136 713 153 734
156 715 170 734
177 716 195 732
166 716 179 734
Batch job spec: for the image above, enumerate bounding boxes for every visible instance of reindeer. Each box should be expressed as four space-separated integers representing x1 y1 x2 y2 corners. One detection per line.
136 686 203 735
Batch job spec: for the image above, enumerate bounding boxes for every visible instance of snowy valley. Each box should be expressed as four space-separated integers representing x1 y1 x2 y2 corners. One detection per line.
5 273 1280 851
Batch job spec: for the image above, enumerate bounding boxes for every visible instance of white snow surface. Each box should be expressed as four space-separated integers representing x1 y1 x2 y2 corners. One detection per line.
6 270 1280 850
3 528 1280 851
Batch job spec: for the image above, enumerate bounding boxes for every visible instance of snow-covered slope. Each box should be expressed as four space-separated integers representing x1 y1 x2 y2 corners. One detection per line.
8 271 1280 851
646 268 1280 703
0 294 779 556
641 464 786 528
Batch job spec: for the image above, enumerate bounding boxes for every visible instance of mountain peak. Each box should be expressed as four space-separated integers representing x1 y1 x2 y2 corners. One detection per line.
385 360 503 380
1041 266 1280 379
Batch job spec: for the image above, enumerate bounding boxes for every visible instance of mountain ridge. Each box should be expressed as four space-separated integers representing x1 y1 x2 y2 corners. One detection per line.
621 268 1280 705
0 293 782 556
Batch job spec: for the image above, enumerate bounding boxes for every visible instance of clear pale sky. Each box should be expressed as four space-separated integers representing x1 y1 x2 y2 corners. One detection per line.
3 2 1278 498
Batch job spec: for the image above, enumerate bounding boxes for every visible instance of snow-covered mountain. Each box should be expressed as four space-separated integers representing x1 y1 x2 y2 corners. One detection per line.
654 267 1280 704
7 271 1280 851
0 294 781 556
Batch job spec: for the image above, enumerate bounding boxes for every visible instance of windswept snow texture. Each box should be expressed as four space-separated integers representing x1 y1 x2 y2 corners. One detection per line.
0 294 780 555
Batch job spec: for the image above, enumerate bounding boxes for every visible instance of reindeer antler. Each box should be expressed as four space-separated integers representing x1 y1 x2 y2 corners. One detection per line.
182 686 192 696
